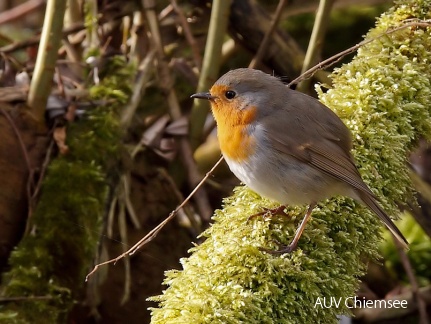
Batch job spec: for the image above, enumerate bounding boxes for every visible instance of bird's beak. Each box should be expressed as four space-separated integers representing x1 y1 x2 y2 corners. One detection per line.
190 92 216 101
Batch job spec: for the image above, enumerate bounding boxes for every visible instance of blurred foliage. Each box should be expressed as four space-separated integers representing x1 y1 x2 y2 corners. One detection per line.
381 213 431 286
0 56 133 324
284 5 391 65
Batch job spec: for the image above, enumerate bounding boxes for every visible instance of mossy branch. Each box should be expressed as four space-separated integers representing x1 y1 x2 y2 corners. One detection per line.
149 1 431 323
0 57 134 324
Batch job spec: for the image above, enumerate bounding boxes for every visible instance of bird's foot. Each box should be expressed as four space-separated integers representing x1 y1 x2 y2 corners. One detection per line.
259 239 298 254
248 205 289 221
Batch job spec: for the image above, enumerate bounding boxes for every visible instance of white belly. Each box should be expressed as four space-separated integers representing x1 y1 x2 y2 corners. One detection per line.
224 153 352 206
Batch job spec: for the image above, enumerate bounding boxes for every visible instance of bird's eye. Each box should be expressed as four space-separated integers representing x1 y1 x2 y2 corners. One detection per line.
225 90 236 99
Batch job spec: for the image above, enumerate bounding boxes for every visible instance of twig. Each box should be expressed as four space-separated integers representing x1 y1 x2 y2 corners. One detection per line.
86 0 99 49
248 0 288 69
394 239 430 324
61 37 83 77
170 0 202 69
0 86 28 102
189 0 232 149
129 11 146 63
0 0 45 25
0 295 53 302
122 173 141 229
282 0 392 18
178 139 213 220
26 136 55 235
159 4 173 21
229 0 304 78
107 195 118 239
32 137 55 200
157 167 201 233
296 0 335 92
288 19 431 87
85 156 225 281
0 110 31 174
117 196 132 305
143 0 212 221
27 0 67 127
0 7 134 54
120 49 156 129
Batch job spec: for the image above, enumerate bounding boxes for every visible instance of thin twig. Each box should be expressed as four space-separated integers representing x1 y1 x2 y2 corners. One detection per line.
0 7 135 54
394 238 430 324
86 156 225 281
178 139 213 220
157 167 201 233
170 0 202 69
32 137 55 200
120 49 156 129
26 136 55 235
0 295 53 302
0 110 31 173
288 19 431 87
282 0 393 18
248 0 288 69
107 195 118 239
0 0 45 25
117 197 132 305
296 0 335 92
122 173 141 229
189 0 232 149
143 0 212 221
126 157 223 255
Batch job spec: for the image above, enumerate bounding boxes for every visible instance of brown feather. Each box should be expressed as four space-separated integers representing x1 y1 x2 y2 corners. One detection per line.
262 89 408 247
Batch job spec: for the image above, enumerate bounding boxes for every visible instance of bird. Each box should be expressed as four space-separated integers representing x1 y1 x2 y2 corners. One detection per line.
191 68 408 253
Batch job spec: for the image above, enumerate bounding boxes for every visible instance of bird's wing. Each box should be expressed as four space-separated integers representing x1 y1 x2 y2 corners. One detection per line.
261 92 375 197
260 90 409 247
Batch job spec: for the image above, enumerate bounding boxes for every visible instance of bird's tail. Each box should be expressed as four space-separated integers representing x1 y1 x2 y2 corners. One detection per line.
358 191 409 249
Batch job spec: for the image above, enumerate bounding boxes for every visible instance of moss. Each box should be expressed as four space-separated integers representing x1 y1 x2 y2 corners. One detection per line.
149 1 431 323
0 56 133 323
317 1 431 214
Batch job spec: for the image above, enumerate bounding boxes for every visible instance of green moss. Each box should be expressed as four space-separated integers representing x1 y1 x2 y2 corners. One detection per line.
149 1 431 323
0 56 133 323
317 1 431 213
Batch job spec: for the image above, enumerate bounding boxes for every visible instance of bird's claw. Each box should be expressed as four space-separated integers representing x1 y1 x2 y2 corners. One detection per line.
258 239 298 254
248 205 289 221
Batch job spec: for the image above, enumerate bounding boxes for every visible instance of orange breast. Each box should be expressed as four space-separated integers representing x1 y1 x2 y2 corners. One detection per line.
211 101 257 162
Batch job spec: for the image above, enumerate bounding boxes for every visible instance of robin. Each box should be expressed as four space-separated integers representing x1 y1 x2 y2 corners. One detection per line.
191 68 408 253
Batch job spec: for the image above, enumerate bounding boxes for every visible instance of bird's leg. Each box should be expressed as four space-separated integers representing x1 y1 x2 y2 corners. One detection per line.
248 205 288 221
263 203 316 254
